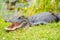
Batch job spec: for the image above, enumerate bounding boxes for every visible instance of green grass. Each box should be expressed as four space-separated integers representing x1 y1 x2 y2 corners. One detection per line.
0 0 60 40
0 19 60 40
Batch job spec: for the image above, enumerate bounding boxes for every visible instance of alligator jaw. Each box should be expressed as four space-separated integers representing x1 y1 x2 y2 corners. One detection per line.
5 22 22 31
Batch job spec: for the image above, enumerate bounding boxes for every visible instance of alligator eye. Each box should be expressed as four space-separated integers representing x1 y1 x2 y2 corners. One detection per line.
18 17 21 19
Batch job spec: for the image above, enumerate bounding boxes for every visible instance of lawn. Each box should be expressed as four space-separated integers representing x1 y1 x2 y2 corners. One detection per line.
0 18 60 40
0 0 60 40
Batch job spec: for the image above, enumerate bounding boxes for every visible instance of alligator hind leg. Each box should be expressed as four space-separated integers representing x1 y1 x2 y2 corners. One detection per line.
31 21 48 26
40 22 48 25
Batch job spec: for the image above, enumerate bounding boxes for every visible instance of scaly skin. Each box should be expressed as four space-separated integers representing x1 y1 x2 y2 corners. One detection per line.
5 12 59 31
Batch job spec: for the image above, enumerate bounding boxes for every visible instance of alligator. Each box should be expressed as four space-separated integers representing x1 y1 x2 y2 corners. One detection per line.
5 12 59 31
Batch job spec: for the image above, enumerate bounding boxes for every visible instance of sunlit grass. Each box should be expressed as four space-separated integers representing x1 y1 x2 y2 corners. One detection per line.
0 19 60 40
0 0 60 40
